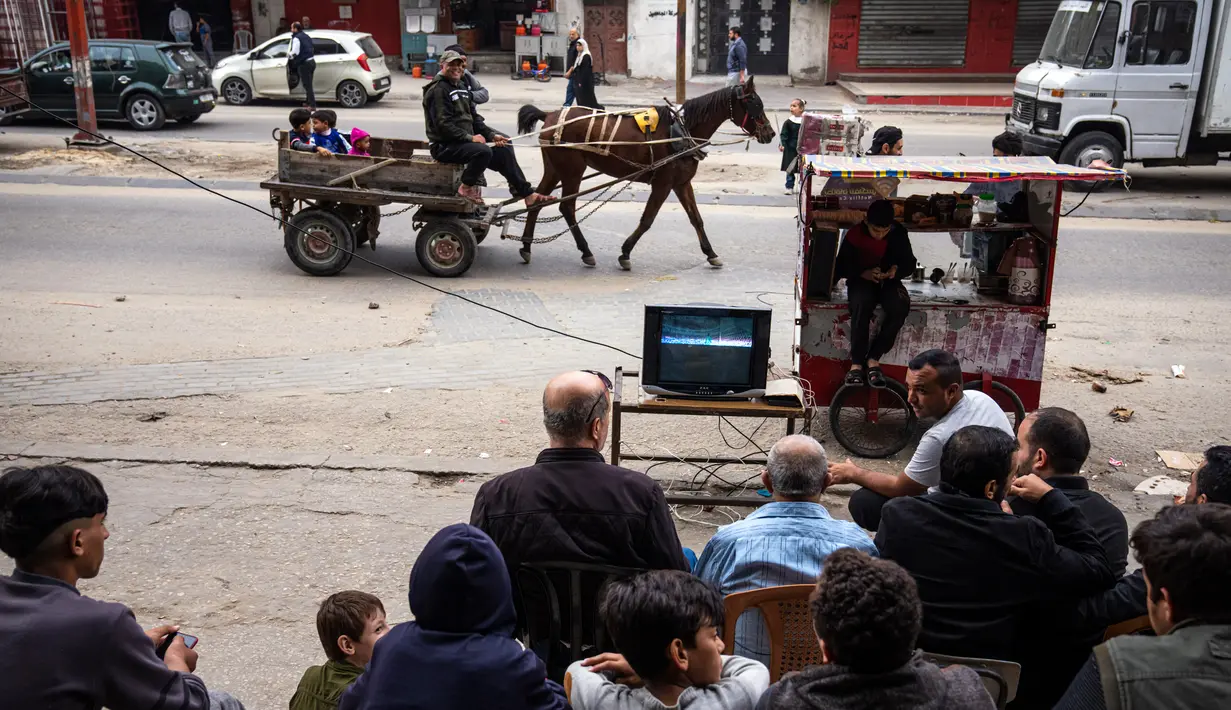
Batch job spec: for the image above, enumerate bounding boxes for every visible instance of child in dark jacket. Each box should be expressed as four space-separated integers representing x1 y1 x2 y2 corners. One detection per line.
338 524 568 710
311 109 351 154
289 108 329 156
779 98 804 193
834 199 916 388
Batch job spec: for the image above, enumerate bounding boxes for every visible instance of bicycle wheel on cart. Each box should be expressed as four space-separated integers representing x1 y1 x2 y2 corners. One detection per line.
828 379 918 458
963 379 1026 432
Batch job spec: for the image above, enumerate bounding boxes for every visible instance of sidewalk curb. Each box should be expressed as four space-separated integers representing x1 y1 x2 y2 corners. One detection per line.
0 438 524 478
2 170 1223 220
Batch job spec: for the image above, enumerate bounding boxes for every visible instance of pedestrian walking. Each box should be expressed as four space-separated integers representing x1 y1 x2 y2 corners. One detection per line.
169 3 192 43
563 28 580 107
779 98 804 193
726 26 747 87
570 39 603 110
196 17 214 68
288 21 317 110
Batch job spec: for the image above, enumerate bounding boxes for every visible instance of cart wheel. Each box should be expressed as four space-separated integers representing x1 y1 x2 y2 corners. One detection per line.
963 380 1026 433
416 219 477 277
284 209 355 276
828 379 918 459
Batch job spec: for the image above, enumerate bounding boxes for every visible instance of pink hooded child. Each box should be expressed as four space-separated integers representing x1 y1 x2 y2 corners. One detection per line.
348 127 371 156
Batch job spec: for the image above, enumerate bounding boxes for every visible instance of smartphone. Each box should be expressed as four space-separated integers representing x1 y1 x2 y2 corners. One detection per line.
155 631 199 659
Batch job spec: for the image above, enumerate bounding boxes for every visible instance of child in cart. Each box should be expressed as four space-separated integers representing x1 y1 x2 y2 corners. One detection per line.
834 199 917 388
311 109 351 154
289 108 331 156
779 98 804 193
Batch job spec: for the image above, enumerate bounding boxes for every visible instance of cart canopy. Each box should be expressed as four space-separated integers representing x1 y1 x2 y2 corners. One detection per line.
802 156 1126 182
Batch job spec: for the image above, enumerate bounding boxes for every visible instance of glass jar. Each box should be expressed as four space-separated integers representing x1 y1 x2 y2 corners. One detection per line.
972 193 998 226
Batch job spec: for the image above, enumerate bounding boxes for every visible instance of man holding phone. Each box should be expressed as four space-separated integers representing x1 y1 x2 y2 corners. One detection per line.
0 465 246 710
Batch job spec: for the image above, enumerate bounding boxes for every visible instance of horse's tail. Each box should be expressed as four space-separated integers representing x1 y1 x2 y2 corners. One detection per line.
517 104 548 135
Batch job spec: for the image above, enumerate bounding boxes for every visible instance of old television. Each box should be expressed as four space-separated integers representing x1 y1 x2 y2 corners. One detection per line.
641 304 772 399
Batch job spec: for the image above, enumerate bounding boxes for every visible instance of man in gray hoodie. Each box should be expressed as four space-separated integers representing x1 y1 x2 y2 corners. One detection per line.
0 465 245 710
755 549 994 710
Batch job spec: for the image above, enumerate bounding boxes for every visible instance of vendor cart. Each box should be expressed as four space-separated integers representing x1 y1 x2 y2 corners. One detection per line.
794 156 1123 458
261 133 502 278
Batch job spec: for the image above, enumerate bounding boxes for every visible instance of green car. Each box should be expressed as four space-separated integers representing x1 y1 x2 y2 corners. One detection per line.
14 39 215 131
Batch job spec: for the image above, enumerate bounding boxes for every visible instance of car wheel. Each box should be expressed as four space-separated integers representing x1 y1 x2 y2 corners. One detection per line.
337 80 368 109
222 77 253 106
175 114 201 124
126 94 166 131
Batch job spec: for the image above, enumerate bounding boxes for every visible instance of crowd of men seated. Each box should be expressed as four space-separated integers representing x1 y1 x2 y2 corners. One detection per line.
2 355 1230 710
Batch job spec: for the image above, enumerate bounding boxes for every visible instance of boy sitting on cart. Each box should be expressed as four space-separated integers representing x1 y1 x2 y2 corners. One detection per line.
835 199 917 388
423 50 555 208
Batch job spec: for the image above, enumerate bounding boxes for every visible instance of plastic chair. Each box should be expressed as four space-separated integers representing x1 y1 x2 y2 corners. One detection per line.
516 561 645 682
919 651 1021 709
721 584 821 682
1104 614 1153 641
233 29 253 53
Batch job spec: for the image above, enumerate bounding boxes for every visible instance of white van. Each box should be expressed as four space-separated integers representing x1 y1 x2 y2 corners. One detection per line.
1008 0 1230 171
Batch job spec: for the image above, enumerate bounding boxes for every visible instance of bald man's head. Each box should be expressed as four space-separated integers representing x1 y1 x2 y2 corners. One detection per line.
543 371 609 448
766 435 829 500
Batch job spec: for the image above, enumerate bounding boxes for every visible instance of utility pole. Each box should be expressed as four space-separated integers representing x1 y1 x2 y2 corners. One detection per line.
64 0 101 144
675 0 686 105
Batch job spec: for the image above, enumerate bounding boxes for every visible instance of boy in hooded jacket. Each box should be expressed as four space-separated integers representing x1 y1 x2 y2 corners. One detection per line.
338 524 567 710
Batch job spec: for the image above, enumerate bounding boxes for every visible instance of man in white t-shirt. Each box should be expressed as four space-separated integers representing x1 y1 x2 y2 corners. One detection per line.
828 349 1013 530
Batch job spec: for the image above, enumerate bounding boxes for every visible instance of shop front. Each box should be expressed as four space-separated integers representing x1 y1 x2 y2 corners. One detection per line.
826 0 1064 81
687 0 830 81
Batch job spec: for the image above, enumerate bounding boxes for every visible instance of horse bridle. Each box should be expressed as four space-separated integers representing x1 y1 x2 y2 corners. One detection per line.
729 89 768 137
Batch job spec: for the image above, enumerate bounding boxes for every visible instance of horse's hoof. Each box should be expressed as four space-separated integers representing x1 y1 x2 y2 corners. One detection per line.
708 256 724 268
582 255 596 267
618 256 631 271
519 249 532 264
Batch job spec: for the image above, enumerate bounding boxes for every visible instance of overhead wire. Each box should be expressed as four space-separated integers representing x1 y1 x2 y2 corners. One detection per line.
0 85 643 360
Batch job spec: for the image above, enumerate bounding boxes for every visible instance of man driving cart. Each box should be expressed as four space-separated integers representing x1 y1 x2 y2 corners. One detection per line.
422 50 555 208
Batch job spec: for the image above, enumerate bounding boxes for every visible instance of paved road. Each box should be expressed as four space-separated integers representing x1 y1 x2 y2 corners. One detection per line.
1 182 1228 393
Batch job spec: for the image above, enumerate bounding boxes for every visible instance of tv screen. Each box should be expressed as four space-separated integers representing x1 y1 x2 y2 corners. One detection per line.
642 305 771 398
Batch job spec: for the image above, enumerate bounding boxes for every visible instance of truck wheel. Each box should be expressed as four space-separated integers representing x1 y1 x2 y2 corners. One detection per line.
416 219 476 277
1059 131 1123 193
284 209 355 276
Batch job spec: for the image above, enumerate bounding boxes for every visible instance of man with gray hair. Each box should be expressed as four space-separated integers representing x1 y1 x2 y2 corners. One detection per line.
695 435 877 664
470 372 690 672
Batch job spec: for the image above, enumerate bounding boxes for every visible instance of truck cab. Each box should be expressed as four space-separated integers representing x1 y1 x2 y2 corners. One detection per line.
1008 0 1230 171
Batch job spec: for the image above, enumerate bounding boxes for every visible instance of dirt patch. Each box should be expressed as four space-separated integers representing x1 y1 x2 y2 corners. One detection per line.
0 141 275 180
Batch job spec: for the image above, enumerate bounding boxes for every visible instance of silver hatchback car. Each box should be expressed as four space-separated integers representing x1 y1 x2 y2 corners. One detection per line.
212 30 391 109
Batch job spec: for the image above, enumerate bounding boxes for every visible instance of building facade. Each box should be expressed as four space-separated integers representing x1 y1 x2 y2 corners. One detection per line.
826 0 1063 81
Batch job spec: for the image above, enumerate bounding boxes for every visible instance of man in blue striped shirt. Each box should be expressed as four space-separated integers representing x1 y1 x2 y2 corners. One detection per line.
694 435 877 664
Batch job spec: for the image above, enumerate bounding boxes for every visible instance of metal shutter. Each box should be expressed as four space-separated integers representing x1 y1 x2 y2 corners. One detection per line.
1013 0 1063 66
857 0 971 68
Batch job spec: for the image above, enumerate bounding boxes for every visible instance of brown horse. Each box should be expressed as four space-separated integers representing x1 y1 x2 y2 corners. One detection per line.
515 78 775 270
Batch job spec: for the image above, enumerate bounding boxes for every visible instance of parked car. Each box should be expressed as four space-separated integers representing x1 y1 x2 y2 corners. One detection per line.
211 30 391 109
16 40 214 130
0 71 29 125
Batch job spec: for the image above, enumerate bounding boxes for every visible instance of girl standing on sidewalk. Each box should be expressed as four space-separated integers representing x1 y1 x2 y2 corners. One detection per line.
779 98 805 194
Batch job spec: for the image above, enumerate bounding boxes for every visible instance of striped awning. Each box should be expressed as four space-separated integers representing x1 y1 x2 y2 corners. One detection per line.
802 156 1127 182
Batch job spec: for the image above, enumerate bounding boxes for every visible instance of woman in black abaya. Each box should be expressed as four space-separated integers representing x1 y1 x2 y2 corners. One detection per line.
570 39 604 110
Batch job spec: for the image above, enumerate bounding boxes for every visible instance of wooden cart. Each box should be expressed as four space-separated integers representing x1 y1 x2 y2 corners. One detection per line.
261 133 503 278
